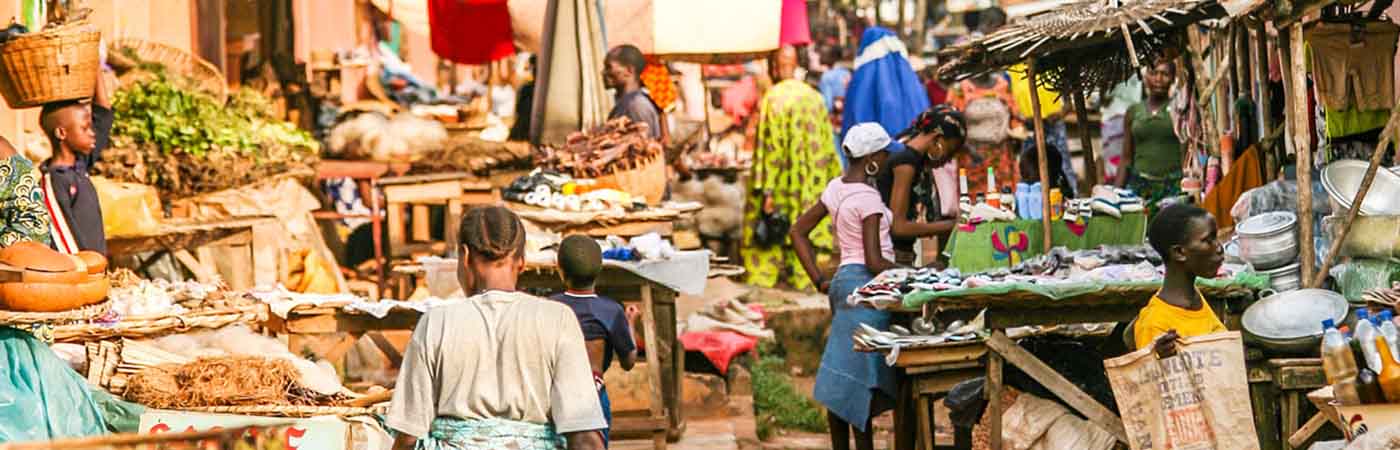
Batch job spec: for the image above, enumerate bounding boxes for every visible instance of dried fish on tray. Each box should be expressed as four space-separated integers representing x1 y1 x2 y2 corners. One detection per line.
536 117 664 179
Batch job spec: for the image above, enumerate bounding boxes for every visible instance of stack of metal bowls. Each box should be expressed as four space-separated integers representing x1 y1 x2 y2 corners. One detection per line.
1236 211 1300 291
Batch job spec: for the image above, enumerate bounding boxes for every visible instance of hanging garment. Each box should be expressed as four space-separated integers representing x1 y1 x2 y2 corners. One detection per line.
1202 145 1265 231
949 77 1020 196
1009 63 1064 119
842 27 930 140
1324 108 1390 138
429 0 514 65
1305 20 1400 111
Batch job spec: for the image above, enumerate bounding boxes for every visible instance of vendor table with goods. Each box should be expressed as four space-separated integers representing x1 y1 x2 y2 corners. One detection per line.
106 216 281 292
262 252 709 450
859 271 1266 450
507 201 704 238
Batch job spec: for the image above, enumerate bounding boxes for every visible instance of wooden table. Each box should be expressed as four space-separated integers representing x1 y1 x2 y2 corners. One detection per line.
1247 357 1330 450
107 216 280 291
881 341 988 450
265 264 685 450
895 281 1260 450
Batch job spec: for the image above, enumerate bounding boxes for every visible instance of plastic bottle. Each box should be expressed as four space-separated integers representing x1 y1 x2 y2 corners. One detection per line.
959 169 970 205
1000 188 1015 216
1357 368 1387 404
1379 311 1400 363
1323 320 1358 380
1357 309 1383 372
1323 320 1364 405
1377 336 1400 402
1049 188 1063 220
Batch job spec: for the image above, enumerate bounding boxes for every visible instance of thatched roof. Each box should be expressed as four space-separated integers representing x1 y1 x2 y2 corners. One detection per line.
937 0 1226 93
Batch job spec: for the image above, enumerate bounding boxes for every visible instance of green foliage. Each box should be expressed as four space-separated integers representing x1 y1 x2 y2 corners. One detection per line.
752 348 827 439
111 77 317 158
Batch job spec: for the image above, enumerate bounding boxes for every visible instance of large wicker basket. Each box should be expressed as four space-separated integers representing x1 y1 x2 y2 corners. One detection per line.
594 153 667 205
110 37 227 103
0 29 101 109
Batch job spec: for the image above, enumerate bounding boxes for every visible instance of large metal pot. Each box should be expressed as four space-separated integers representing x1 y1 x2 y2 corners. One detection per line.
1259 262 1301 292
1243 289 1349 354
1236 211 1298 270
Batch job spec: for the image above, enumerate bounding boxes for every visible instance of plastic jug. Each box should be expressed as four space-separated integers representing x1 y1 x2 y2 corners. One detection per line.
1377 336 1400 402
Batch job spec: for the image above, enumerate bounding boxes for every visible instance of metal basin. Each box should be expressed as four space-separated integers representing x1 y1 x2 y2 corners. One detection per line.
1243 289 1349 354
1235 211 1297 270
1322 160 1400 215
1258 262 1301 292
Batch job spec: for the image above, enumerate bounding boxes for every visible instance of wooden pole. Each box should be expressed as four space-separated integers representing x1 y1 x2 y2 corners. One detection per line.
1312 100 1400 288
1071 90 1099 189
1287 23 1316 283
1254 20 1274 176
913 0 929 53
898 0 907 39
1029 60 1054 254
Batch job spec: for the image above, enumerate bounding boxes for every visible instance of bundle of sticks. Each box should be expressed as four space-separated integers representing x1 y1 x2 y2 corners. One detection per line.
535 117 663 179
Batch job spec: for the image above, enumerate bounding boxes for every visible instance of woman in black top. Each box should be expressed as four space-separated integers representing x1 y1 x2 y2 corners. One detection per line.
875 106 967 265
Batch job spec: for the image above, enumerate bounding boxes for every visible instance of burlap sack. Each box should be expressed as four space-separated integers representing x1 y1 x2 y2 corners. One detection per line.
1103 331 1260 450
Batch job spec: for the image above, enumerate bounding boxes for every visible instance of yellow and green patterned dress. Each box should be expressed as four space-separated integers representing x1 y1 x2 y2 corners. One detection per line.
0 155 52 247
744 79 840 290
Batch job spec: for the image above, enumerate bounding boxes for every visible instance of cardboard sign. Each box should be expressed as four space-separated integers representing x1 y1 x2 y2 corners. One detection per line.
1335 403 1400 441
138 410 349 450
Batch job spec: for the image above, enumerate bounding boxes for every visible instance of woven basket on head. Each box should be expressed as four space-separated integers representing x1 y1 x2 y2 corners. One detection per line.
110 37 227 103
0 29 101 109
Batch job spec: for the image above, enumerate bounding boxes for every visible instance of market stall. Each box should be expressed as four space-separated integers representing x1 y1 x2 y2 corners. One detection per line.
853 263 1266 448
259 251 709 449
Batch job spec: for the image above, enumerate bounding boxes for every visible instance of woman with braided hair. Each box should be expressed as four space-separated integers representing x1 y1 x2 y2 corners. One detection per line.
387 206 607 450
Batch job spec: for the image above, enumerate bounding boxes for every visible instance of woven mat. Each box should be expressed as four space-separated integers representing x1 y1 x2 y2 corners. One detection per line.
0 301 111 326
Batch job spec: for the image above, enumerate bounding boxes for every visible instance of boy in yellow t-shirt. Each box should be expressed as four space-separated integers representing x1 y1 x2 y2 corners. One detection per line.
1134 204 1227 353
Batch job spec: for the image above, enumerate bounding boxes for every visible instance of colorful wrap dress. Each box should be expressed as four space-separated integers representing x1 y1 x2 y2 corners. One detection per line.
743 79 840 290
0 155 51 247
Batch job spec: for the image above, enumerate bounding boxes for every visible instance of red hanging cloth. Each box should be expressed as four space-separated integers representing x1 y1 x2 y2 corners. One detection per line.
429 0 515 65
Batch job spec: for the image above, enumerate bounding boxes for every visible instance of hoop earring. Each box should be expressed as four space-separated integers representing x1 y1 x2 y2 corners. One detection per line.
865 161 880 176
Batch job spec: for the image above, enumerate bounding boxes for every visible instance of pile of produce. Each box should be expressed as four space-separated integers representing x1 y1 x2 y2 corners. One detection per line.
325 112 446 162
94 75 319 198
106 268 256 317
124 356 336 408
100 326 349 407
410 134 533 175
536 117 663 178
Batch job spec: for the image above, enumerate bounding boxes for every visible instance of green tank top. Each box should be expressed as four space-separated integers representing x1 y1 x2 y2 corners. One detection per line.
1128 101 1182 177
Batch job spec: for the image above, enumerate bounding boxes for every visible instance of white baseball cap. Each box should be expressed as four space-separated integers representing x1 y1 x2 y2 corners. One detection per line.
842 122 892 159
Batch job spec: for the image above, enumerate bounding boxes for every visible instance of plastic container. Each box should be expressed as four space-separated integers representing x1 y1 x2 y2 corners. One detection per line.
1357 310 1383 372
1324 319 1364 405
1358 367 1387 404
1378 336 1400 402
1381 311 1400 362
418 257 462 299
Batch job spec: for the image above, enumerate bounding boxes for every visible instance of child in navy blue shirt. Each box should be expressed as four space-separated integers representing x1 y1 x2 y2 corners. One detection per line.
552 235 638 447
